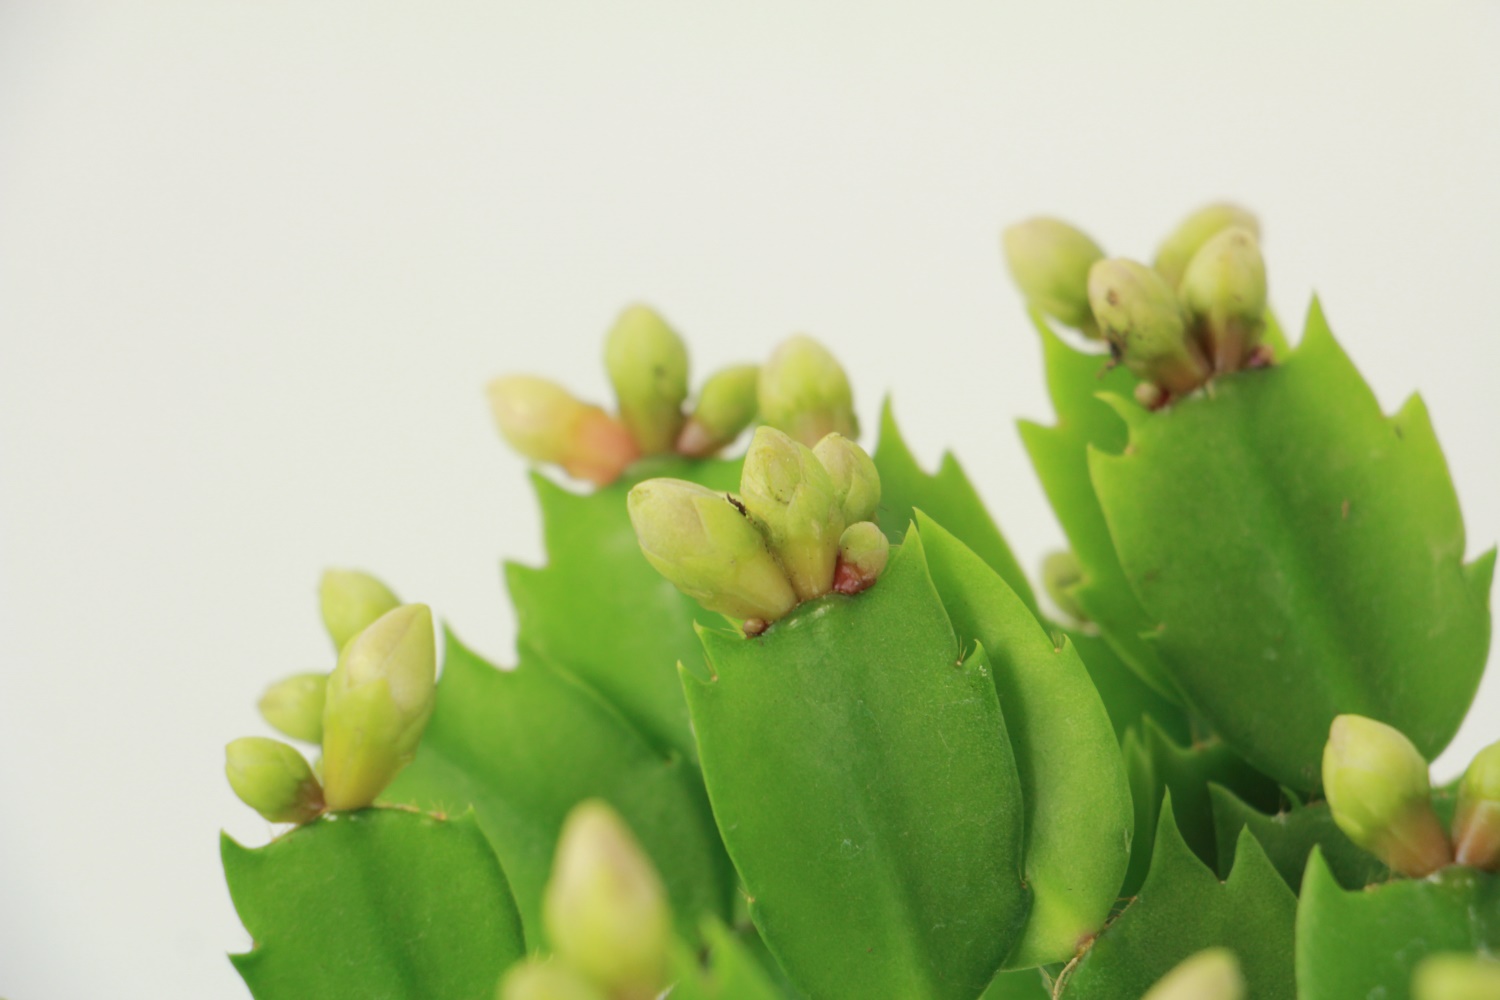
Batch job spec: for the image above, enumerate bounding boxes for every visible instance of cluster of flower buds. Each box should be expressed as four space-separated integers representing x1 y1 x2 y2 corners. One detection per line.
1323 715 1500 877
1142 948 1245 1000
499 801 671 1000
629 424 888 635
1003 203 1269 406
225 570 438 823
487 305 765 486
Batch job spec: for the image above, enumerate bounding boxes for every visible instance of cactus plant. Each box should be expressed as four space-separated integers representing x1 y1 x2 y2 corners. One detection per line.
222 204 1497 1000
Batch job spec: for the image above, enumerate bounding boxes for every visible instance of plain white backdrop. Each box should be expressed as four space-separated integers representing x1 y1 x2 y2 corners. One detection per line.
2 2 1498 997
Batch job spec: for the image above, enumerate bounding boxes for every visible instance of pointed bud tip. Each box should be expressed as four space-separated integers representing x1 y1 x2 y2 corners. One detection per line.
679 364 759 456
1324 714 1451 876
604 304 690 455
544 801 671 998
1455 740 1500 870
742 427 842 602
1143 948 1245 1000
225 737 324 824
1154 201 1262 288
759 334 858 446
487 376 638 484
258 672 328 744
1002 216 1105 333
1088 258 1207 394
318 568 400 651
813 433 881 525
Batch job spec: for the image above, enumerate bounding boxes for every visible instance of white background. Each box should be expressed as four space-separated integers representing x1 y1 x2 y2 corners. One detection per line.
2 3 1498 997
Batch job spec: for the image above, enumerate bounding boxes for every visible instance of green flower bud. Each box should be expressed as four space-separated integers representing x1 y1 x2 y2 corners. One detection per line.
1413 953 1500 1000
487 375 640 486
740 426 843 602
1454 740 1500 870
1142 948 1245 1000
1002 216 1106 335
497 960 608 1000
1180 226 1268 372
676 364 760 458
257 672 328 744
1323 714 1453 877
758 335 858 447
1088 258 1210 395
812 432 880 524
604 304 690 455
832 521 890 596
627 478 798 623
321 604 437 812
225 737 325 825
1041 550 1088 625
1154 201 1262 289
319 569 400 652
543 801 670 1000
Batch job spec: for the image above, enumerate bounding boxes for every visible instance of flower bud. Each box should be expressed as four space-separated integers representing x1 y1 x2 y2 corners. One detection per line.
1154 202 1262 289
1142 948 1245 1000
740 426 844 602
1413 954 1500 1000
813 433 880 524
1042 550 1088 625
1180 227 1268 372
257 672 328 744
832 521 890 596
487 375 640 486
758 335 858 447
225 737 325 825
319 569 400 652
497 960 608 1000
1454 740 1500 870
627 478 798 622
543 801 671 1000
321 604 437 812
676 364 760 458
1323 714 1453 877
604 304 690 455
1002 217 1106 336
1088 258 1210 395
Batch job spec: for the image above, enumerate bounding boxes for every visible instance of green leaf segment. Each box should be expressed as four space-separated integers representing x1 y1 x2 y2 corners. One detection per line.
1090 302 1494 791
1296 849 1500 1000
223 809 525 1000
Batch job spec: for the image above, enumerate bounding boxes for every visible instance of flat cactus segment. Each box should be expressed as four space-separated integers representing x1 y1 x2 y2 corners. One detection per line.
1296 850 1500 1000
1122 719 1281 897
1056 798 1297 1000
1089 299 1494 792
683 531 1029 1000
1208 784 1385 891
381 630 733 946
1062 625 1189 745
979 969 1050 998
1017 316 1179 700
507 457 742 762
916 512 1130 969
874 399 1037 615
223 808 525 1000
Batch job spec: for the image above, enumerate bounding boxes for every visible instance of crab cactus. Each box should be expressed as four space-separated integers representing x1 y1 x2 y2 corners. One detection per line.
221 204 1497 1000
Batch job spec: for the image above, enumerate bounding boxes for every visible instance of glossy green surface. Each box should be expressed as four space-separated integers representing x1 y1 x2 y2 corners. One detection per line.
1209 784 1385 891
1297 851 1500 1000
874 400 1036 615
1091 301 1493 791
224 809 525 1000
1057 798 1297 999
668 920 788 1000
382 631 733 945
507 457 742 762
685 532 1029 1000
918 512 1130 968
